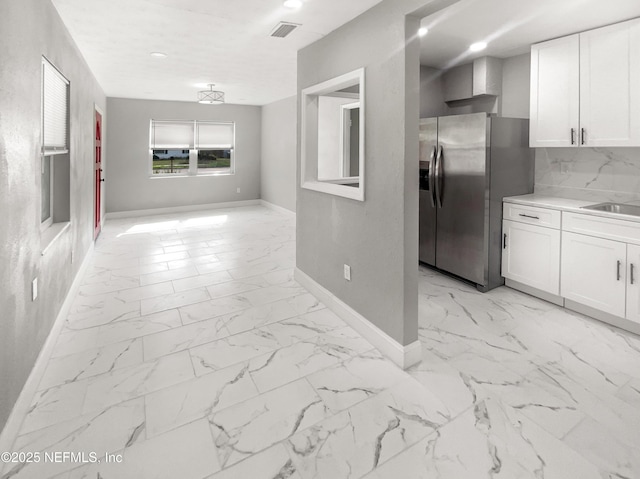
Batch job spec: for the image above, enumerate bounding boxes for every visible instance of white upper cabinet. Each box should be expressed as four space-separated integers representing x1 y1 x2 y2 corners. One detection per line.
530 17 640 148
530 35 580 147
580 18 640 147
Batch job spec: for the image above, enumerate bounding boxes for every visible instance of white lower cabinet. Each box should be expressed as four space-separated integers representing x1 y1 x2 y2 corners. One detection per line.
502 202 640 331
560 231 627 317
502 219 560 294
626 244 640 323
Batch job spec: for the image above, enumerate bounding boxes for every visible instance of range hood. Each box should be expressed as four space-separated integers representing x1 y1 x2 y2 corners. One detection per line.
442 56 503 103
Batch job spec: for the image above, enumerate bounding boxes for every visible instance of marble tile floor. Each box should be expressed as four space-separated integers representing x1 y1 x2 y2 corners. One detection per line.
2 205 640 479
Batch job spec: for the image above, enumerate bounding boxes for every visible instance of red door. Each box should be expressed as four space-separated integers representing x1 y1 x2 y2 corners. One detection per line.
94 110 102 239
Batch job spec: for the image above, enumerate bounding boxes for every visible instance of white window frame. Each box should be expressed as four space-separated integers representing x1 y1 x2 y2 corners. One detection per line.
41 156 54 230
339 101 360 178
149 120 235 178
301 68 365 201
41 57 69 229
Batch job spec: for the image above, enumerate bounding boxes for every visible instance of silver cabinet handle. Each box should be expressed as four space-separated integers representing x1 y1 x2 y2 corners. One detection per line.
519 214 540 220
581 128 586 145
571 128 576 145
617 260 622 281
428 146 436 208
503 233 507 249
631 263 635 285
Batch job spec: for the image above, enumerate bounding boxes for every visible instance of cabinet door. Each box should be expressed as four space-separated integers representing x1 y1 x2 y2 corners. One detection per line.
561 232 626 317
626 244 640 323
501 220 560 295
580 18 640 147
530 34 580 147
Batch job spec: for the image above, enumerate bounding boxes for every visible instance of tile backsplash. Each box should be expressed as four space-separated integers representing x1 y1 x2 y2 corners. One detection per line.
534 147 640 203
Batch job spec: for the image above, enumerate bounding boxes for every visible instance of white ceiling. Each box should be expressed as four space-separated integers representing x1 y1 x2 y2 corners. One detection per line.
51 0 385 105
53 0 640 105
420 0 640 69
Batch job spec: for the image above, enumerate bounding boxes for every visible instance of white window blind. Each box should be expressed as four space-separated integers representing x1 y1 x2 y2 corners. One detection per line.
151 121 195 148
42 58 69 154
196 122 234 148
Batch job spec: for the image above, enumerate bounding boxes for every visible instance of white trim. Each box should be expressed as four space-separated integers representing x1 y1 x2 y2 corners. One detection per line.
505 279 565 307
294 268 421 369
0 242 95 455
506 280 640 336
324 92 359 100
260 200 296 218
105 199 261 220
301 68 365 202
94 104 105 238
339 101 359 178
565 299 640 336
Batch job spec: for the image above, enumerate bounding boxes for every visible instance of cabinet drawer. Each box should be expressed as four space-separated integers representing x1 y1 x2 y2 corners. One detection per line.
563 212 640 245
503 203 561 229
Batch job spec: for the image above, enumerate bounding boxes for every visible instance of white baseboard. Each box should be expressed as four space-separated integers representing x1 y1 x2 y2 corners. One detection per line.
565 299 640 336
105 199 261 220
0 243 95 454
294 268 421 369
260 200 296 218
505 279 640 337
505 279 564 307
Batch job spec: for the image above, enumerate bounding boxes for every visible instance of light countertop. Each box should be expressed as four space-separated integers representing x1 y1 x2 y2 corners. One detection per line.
503 193 640 224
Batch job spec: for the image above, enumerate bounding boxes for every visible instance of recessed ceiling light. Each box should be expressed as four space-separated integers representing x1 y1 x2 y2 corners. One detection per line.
469 42 487 52
418 27 428 37
150 52 167 58
283 0 302 8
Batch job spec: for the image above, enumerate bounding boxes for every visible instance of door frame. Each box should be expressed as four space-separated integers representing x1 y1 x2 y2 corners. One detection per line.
94 104 104 239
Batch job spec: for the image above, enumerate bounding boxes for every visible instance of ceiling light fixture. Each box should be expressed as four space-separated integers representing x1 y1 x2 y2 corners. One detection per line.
198 84 225 104
283 0 302 8
418 27 428 37
150 52 167 58
469 42 487 52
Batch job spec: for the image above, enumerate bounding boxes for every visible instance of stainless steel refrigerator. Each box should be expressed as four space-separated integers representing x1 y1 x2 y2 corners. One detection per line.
419 112 534 292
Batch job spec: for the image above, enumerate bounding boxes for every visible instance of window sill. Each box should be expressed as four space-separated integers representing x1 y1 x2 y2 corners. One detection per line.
149 172 235 179
41 221 70 256
301 180 364 201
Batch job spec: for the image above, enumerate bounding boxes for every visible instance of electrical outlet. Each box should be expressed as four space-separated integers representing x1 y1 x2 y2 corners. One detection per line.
32 278 38 301
236 187 241 194
343 264 351 281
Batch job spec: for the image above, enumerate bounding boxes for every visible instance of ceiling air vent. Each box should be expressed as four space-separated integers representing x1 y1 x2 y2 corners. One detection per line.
270 22 300 38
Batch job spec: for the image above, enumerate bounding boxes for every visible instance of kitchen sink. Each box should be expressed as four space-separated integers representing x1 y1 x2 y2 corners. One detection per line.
581 202 640 217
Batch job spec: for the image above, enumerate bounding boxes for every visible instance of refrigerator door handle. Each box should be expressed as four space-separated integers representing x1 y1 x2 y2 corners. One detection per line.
435 145 444 208
428 146 437 207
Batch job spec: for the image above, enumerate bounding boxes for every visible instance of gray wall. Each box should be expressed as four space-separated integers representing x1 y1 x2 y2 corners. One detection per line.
106 98 261 213
0 0 106 430
420 52 531 119
260 96 297 212
420 66 448 118
297 0 458 346
501 53 531 119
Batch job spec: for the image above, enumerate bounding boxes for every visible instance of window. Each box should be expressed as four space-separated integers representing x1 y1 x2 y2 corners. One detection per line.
41 57 70 228
149 120 234 176
151 149 190 174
